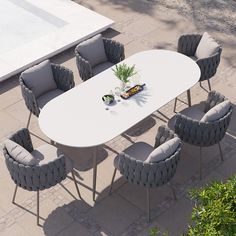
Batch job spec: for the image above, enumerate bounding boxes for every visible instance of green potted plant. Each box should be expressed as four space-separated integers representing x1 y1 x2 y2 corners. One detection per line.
112 63 137 91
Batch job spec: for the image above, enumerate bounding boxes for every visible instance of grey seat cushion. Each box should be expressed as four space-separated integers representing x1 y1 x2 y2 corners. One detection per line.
195 32 220 59
93 62 114 75
179 104 206 121
114 142 153 169
4 139 37 166
21 60 57 98
77 34 108 67
201 100 231 122
31 144 73 174
37 89 64 109
168 103 205 130
144 137 180 163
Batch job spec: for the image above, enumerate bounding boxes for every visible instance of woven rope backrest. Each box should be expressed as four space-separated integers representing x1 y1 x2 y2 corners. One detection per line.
118 146 181 188
3 128 67 191
174 107 232 147
3 148 67 191
154 125 177 148
204 90 226 113
178 34 202 56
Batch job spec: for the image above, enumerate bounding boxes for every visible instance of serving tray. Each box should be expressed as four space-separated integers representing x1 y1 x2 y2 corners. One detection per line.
120 84 145 99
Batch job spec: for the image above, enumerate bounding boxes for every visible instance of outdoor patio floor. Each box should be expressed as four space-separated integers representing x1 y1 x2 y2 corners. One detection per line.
0 0 235 235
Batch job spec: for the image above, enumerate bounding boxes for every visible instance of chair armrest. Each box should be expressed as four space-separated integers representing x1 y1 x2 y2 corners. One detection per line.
154 125 176 148
51 64 75 91
75 46 93 81
196 48 222 81
8 128 34 153
174 113 206 146
204 90 226 112
19 77 40 117
103 38 125 64
178 34 202 56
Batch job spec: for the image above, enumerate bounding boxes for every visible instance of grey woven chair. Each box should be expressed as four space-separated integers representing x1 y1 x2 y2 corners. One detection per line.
19 61 75 128
75 35 125 81
174 33 222 111
174 91 232 179
109 126 181 222
2 128 81 226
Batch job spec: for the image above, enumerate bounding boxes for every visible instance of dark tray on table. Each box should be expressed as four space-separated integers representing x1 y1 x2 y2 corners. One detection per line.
120 84 145 99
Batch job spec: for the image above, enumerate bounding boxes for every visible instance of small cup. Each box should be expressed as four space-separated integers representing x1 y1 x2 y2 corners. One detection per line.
102 94 114 105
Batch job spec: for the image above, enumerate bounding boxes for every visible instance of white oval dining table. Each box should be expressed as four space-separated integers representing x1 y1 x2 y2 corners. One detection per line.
39 49 201 200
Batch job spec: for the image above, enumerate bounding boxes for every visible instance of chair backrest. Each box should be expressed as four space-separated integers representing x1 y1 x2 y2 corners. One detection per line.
50 63 75 92
178 33 222 81
2 128 67 191
75 34 107 67
197 47 222 81
174 106 233 147
204 90 226 113
20 60 57 98
75 36 125 81
117 145 181 188
178 34 202 56
154 125 176 148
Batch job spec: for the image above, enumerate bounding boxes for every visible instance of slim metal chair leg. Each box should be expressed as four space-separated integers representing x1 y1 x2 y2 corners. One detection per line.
208 79 212 91
12 185 18 203
37 190 40 226
173 98 177 113
218 142 224 161
109 168 117 195
199 147 202 180
26 112 32 129
187 89 191 107
146 188 150 223
71 170 82 199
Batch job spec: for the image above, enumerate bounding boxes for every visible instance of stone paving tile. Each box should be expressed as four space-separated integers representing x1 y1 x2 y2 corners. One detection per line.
152 196 194 236
0 223 30 236
57 221 92 236
0 77 22 110
0 0 235 235
18 198 74 236
87 193 143 236
4 100 36 126
117 182 171 212
215 151 236 180
0 110 24 140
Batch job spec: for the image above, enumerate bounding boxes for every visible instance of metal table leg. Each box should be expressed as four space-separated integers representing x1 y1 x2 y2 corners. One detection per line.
187 89 191 107
93 147 97 201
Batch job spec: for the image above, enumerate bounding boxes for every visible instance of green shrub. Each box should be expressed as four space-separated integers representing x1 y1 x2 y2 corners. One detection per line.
186 175 236 236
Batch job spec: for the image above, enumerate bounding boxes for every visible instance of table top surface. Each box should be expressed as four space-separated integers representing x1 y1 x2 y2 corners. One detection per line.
39 49 201 147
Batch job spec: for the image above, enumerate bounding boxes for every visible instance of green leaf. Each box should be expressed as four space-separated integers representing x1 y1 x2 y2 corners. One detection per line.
112 63 137 83
186 175 236 236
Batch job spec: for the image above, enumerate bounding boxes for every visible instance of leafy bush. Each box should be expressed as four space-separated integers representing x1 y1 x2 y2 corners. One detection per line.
186 175 236 236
